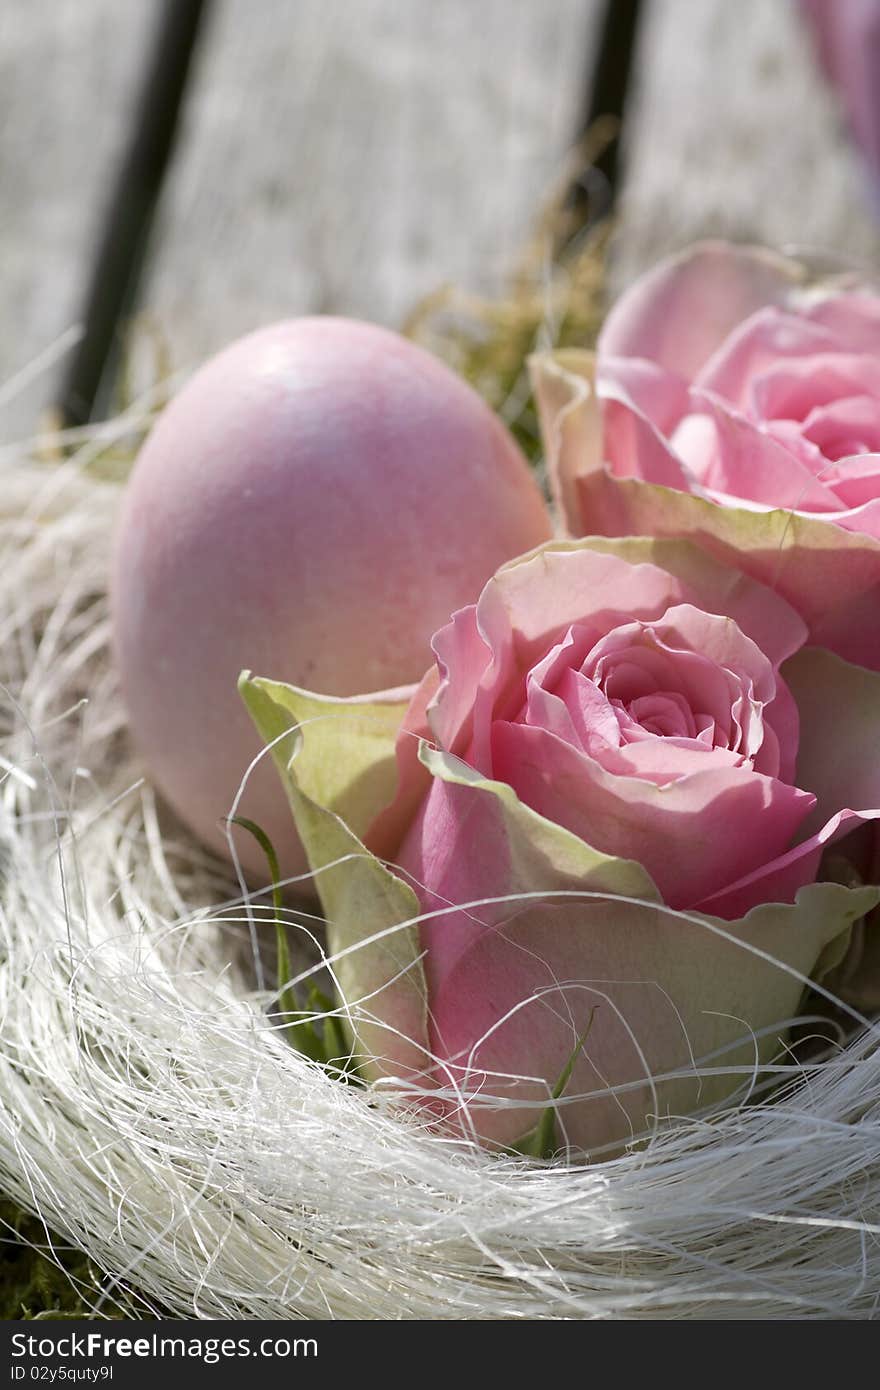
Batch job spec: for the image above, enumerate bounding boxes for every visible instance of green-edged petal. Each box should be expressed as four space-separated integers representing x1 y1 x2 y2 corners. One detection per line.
425 870 878 1152
406 746 876 1151
239 674 411 841
239 673 429 1076
529 348 599 526
496 534 807 667
530 348 880 671
420 742 662 904
578 470 880 670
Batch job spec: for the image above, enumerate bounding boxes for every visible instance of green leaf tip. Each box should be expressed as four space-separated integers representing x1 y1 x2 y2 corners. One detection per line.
228 813 334 1067
510 1008 598 1161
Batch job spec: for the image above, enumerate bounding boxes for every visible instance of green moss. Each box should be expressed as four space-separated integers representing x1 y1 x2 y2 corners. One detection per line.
404 222 608 466
0 1201 105 1320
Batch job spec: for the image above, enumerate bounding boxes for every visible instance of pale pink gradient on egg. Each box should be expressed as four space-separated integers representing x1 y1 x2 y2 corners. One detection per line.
111 318 552 884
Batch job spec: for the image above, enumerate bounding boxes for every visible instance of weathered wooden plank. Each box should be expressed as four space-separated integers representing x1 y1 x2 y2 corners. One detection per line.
141 0 596 370
0 0 157 442
613 0 879 291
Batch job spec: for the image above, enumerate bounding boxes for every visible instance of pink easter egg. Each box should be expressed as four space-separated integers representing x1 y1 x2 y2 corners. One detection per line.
110 317 552 887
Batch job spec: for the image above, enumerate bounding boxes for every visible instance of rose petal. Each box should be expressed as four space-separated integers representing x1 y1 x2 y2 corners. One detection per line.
690 389 847 512
647 602 778 703
527 623 598 701
366 665 440 860
436 545 690 772
761 418 847 481
696 808 880 919
428 604 491 757
824 452 880 508
554 600 788 774
584 617 745 748
598 365 695 487
598 356 691 433
801 396 880 461
639 602 783 765
559 465 880 670
428 877 877 1151
669 411 720 477
750 353 880 422
694 307 843 413
526 637 624 757
816 495 880 540
244 669 879 1154
396 744 659 1005
490 719 814 910
759 675 800 783
528 347 601 526
626 690 696 740
598 241 801 379
804 293 880 356
601 735 745 783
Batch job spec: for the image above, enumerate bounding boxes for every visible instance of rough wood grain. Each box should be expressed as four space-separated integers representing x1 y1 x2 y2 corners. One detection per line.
612 0 880 292
6 0 877 446
141 0 595 376
0 0 156 442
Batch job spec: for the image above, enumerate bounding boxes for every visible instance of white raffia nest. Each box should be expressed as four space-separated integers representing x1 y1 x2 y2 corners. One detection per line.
1 421 879 1321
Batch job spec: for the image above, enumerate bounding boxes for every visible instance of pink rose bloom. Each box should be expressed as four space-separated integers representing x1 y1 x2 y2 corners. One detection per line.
800 0 880 209
397 547 818 919
531 241 880 668
242 538 880 1155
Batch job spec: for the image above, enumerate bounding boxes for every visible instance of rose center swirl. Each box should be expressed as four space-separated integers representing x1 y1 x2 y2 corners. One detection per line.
519 612 770 771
